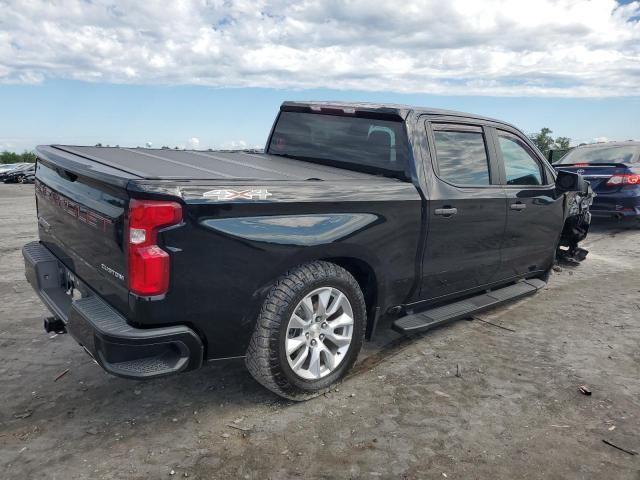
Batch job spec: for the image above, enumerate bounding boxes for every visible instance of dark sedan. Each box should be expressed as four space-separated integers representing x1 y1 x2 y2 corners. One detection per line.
555 141 640 223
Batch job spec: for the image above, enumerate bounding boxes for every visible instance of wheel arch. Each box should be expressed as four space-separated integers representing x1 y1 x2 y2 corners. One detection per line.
242 245 386 349
320 256 379 337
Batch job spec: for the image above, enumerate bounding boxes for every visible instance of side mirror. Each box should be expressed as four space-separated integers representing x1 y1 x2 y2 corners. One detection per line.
556 169 587 193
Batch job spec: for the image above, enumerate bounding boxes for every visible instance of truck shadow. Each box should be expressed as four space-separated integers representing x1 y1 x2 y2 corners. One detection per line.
7 328 421 436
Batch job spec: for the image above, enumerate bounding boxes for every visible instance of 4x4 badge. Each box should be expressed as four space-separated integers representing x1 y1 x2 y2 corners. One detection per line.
203 189 272 201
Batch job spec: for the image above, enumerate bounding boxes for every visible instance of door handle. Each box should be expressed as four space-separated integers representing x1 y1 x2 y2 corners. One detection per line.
434 207 458 217
510 202 526 211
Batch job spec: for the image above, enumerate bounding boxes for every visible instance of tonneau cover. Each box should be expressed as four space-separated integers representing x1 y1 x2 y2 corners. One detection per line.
51 145 375 181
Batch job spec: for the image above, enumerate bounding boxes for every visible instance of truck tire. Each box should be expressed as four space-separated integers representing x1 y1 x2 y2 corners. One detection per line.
245 261 366 401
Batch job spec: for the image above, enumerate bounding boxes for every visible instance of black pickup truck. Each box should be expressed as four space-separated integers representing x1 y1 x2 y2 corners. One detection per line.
23 101 592 399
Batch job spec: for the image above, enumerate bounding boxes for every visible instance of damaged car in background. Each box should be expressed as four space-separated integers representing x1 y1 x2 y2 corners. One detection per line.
0 163 34 182
21 101 593 400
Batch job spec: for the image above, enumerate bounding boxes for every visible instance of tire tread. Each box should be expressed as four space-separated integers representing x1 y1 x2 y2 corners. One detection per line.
245 261 365 400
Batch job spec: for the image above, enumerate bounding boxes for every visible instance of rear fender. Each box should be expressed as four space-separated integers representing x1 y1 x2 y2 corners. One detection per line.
242 242 385 339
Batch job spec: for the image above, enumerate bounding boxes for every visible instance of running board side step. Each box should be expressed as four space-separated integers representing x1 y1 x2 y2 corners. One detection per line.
392 279 546 334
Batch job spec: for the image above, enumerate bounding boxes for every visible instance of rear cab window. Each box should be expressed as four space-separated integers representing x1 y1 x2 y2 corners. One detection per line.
267 111 410 180
431 124 492 186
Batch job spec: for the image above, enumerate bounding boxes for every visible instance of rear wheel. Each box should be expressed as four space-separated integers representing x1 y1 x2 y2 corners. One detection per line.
245 261 366 400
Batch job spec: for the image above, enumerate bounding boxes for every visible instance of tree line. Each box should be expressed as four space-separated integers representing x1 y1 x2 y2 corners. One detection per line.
528 127 571 158
0 151 37 164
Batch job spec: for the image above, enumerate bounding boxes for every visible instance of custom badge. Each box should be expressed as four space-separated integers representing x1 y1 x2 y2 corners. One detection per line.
203 188 273 201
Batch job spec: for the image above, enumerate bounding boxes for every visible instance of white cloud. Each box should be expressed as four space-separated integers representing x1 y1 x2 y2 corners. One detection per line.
593 136 610 142
0 0 639 96
188 137 200 149
220 140 248 150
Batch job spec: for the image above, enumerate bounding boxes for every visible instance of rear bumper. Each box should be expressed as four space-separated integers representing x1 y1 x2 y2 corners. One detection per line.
590 190 640 218
590 210 639 218
22 241 203 379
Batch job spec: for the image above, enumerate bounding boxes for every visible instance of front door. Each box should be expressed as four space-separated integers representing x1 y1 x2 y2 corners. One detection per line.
420 121 507 300
491 129 565 278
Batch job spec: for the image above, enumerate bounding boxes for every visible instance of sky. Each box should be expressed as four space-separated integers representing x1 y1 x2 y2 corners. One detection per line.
1 0 639 152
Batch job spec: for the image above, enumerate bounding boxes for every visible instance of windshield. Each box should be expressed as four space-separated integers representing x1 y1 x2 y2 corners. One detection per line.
558 145 638 165
267 111 409 179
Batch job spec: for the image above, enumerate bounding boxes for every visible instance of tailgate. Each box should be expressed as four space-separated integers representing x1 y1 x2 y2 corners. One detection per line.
34 146 137 317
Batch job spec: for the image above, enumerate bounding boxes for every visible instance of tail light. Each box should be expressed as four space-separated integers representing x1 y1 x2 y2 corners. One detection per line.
128 199 182 296
606 174 640 186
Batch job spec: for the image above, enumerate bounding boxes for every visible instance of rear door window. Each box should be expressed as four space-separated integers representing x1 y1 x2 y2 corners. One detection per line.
432 126 491 186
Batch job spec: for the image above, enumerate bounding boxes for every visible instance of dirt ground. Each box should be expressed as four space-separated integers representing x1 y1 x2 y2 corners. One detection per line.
1 184 639 480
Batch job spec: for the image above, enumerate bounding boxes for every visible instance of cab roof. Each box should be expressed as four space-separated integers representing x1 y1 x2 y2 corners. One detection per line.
281 100 512 127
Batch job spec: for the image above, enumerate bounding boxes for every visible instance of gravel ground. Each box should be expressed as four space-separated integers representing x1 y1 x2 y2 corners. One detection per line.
1 184 639 479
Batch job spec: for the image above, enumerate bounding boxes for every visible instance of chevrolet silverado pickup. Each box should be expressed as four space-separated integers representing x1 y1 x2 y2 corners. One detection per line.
22 101 592 400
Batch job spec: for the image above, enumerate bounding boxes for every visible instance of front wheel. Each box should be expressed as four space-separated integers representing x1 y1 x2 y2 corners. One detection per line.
245 261 366 400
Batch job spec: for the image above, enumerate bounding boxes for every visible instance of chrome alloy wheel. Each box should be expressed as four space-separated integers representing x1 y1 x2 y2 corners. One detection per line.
285 287 354 380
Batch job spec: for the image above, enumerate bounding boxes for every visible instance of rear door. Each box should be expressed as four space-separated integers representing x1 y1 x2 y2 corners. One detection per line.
491 129 564 278
420 121 507 300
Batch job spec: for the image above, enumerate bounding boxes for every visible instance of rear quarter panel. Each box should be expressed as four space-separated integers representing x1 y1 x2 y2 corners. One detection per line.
130 179 422 359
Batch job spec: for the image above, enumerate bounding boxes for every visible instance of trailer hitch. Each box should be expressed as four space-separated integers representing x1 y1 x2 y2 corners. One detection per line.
44 316 67 334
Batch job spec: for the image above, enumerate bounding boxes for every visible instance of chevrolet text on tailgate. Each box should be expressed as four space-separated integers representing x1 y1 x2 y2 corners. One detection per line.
23 101 593 400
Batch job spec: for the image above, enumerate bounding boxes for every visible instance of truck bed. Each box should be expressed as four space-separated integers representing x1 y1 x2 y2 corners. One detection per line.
48 145 376 181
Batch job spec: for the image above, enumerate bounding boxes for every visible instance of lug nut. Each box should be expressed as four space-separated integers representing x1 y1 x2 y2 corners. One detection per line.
319 334 325 340
321 322 328 329
305 332 309 338
310 339 317 346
